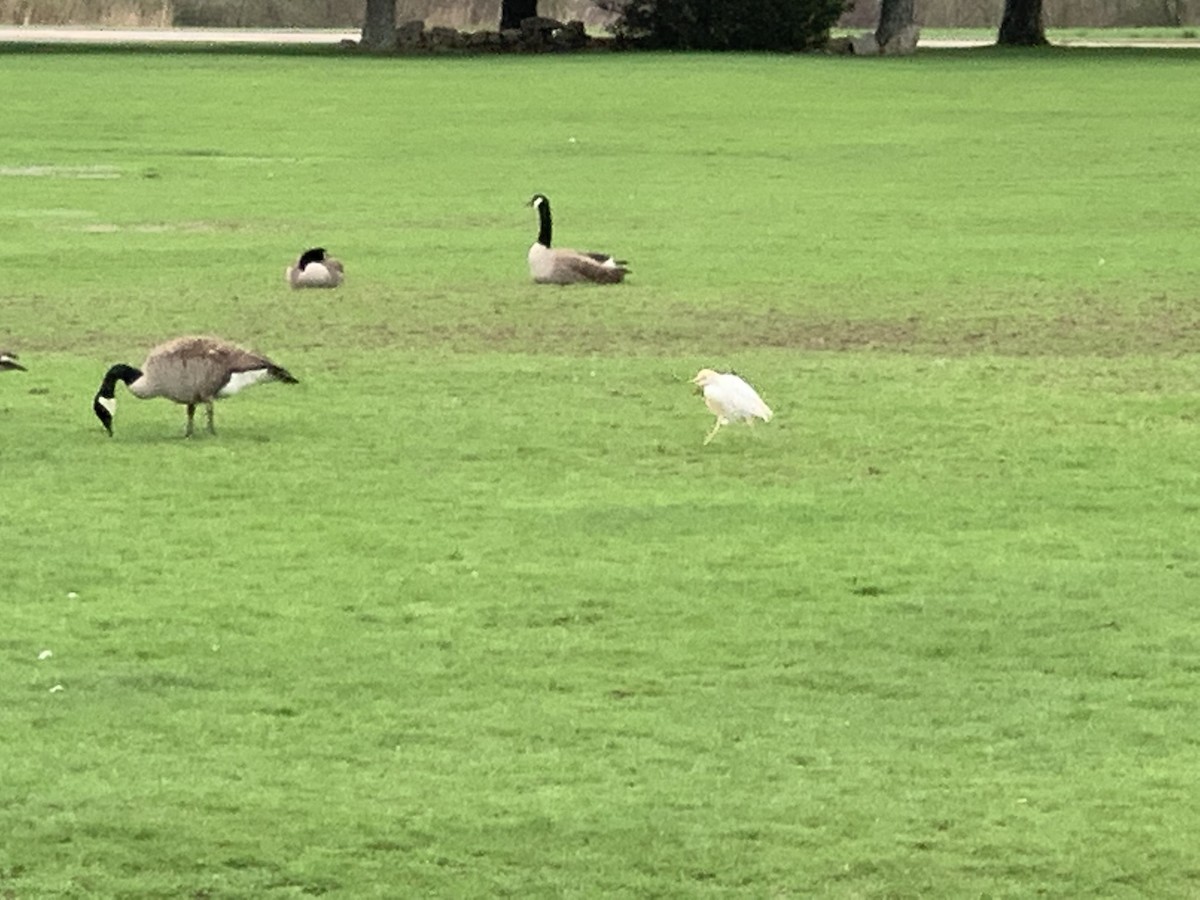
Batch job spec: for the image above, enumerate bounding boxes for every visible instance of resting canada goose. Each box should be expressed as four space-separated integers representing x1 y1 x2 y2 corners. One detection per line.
0 351 26 372
526 194 629 285
92 336 299 438
286 247 344 289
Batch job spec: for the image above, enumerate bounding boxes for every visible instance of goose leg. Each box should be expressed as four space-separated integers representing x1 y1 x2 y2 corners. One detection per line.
185 404 196 438
205 401 216 435
703 421 723 445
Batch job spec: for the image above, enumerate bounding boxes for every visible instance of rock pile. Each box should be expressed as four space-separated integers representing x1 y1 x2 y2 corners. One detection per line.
376 16 600 54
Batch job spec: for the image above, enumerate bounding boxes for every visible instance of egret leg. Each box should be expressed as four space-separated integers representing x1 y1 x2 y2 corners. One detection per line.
703 421 723 445
185 404 196 438
205 401 216 435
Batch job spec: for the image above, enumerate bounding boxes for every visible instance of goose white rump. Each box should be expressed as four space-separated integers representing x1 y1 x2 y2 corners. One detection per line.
0 351 26 372
286 247 344 289
217 368 275 397
692 368 773 445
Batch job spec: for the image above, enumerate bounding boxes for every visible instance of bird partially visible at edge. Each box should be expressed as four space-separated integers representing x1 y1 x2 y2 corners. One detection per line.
692 368 773 445
0 351 26 372
92 336 298 438
286 247 344 289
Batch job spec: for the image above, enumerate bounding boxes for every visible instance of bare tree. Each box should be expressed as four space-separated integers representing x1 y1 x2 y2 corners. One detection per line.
998 0 1047 45
1161 0 1185 25
875 0 915 46
501 0 539 29
362 0 396 49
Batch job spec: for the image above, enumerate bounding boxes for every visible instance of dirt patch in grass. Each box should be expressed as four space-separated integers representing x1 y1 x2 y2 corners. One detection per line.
16 299 1198 360
400 303 1200 358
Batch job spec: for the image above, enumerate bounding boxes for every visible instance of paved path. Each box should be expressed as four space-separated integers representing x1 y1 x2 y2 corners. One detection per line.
922 37 1200 48
0 26 360 44
0 25 1196 49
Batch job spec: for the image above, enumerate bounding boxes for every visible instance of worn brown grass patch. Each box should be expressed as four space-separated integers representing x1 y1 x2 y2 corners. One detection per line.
387 302 1200 358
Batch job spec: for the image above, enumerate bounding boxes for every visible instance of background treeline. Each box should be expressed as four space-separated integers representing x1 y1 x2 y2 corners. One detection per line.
2 0 1196 28
842 0 1195 27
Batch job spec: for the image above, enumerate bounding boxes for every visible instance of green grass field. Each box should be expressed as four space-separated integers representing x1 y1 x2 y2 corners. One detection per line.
2 45 1199 897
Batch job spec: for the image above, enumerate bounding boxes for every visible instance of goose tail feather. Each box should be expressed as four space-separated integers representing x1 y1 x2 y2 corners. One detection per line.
269 364 300 385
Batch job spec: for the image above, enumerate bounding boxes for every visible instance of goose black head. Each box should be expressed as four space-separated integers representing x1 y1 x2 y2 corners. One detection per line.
93 393 116 436
93 363 141 437
297 247 328 271
526 194 549 210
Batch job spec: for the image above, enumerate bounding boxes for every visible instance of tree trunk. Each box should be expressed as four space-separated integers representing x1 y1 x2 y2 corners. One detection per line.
500 0 538 30
875 0 915 47
361 0 396 50
997 0 1047 46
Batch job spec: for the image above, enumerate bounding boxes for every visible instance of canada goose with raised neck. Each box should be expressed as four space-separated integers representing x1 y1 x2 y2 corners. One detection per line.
287 247 344 289
92 336 299 438
526 194 629 285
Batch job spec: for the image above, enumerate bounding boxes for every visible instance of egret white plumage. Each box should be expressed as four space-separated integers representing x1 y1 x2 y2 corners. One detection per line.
691 368 773 445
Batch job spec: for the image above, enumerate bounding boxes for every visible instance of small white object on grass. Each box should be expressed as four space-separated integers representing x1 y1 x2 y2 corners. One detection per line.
38 650 53 660
67 591 78 599
691 368 773 445
49 684 64 693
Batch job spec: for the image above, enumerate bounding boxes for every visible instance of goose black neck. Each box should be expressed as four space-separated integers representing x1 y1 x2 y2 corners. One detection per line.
536 200 553 247
100 364 142 397
298 247 326 270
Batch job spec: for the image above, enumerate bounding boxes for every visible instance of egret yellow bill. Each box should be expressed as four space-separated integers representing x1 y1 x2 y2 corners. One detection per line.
692 369 773 445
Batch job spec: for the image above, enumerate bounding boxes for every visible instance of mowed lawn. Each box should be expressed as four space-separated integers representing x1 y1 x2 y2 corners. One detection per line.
1 45 1199 897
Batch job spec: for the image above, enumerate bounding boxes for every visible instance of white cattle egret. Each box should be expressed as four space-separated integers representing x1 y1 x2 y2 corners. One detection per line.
691 369 773 445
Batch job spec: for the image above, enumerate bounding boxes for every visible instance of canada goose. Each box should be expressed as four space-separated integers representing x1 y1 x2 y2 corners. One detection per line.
526 194 629 285
92 336 299 438
0 351 26 372
286 247 344 289
692 369 773 445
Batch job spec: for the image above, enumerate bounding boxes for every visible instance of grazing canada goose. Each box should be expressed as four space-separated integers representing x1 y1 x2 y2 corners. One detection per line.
526 194 629 285
0 351 26 372
286 247 344 289
92 336 299 438
692 369 773 445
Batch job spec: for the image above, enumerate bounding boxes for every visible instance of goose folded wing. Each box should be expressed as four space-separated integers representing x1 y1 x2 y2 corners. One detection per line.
559 250 626 284
583 251 629 268
217 349 298 396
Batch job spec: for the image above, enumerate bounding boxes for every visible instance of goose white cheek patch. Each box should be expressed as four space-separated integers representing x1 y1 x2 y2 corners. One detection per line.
219 369 271 397
97 396 116 415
